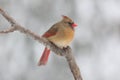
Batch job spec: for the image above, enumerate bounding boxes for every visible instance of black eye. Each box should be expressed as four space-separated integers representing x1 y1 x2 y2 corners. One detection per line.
68 22 73 25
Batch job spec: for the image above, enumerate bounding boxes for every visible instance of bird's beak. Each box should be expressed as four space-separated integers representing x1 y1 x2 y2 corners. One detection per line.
72 23 77 27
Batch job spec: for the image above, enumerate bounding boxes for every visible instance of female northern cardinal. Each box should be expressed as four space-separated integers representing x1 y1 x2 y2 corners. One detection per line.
38 15 77 66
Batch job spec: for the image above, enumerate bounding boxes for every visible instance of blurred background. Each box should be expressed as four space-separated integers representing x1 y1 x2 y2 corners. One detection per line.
0 0 120 80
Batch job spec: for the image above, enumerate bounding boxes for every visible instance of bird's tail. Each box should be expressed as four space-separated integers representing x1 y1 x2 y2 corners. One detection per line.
38 47 50 66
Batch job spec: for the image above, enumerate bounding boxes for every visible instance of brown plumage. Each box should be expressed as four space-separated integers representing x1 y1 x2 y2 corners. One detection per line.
38 15 77 66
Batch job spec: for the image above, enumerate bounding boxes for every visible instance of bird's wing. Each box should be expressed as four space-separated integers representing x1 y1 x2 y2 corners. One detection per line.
42 24 58 38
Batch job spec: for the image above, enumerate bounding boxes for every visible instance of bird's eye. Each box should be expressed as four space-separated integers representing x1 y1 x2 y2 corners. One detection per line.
68 22 73 25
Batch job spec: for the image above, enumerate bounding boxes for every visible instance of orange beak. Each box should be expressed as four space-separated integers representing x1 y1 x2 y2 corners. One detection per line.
72 23 77 27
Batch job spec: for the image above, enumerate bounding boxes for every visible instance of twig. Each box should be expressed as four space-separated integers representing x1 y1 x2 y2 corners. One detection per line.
0 26 16 33
65 47 82 80
0 7 83 80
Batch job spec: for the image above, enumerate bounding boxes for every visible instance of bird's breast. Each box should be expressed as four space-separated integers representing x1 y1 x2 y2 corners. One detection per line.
48 27 74 48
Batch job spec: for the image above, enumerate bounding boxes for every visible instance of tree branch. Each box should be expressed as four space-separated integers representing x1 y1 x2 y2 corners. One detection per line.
0 7 83 80
0 26 16 33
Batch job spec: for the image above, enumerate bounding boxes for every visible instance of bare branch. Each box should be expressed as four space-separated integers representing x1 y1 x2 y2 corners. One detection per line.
0 8 17 24
0 26 16 33
65 47 82 80
0 7 83 80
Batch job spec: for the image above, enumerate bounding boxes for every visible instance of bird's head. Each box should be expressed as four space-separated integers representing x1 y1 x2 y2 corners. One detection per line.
62 15 77 28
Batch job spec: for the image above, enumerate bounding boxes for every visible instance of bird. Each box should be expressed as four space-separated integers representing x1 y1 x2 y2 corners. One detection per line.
38 15 77 66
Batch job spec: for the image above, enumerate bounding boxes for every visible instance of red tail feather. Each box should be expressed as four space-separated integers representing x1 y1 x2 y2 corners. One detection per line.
38 47 50 66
